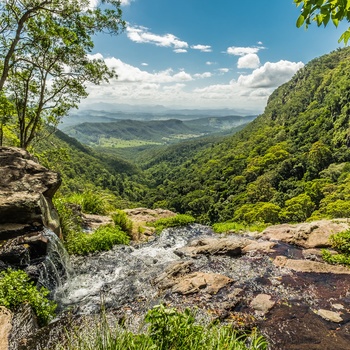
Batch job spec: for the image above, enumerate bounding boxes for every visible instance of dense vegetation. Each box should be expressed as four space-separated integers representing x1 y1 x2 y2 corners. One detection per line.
0 269 56 325
33 128 148 207
141 47 350 225
59 304 267 350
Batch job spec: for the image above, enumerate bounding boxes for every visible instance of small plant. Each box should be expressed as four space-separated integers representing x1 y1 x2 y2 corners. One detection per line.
0 269 56 325
58 304 268 350
212 221 268 234
112 209 133 235
53 196 82 239
322 229 350 266
65 190 116 215
65 224 130 255
152 214 196 234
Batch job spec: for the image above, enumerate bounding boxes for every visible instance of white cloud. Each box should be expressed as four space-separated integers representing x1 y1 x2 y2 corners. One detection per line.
174 49 187 53
227 46 261 56
194 72 212 79
120 0 133 5
80 54 304 114
126 25 188 52
141 63 148 66
206 61 216 65
102 56 193 83
238 60 304 88
191 44 212 52
237 53 260 69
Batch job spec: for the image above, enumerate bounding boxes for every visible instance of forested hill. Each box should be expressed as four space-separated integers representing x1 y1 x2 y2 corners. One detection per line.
62 115 255 147
143 47 350 224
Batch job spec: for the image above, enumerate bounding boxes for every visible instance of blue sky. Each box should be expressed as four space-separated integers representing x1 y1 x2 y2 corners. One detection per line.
83 0 347 114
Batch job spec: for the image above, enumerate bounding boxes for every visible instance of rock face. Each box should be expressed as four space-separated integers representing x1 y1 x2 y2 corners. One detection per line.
0 147 61 239
124 207 176 240
0 307 12 350
260 219 350 248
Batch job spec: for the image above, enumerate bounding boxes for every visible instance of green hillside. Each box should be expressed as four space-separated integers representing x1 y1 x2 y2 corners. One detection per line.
63 116 255 147
33 129 147 206
142 47 350 224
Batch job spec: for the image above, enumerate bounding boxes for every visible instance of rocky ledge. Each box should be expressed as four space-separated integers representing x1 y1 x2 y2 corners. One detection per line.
0 147 61 239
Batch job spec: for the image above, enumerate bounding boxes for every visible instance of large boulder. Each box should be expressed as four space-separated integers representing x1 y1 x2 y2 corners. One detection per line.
0 147 61 239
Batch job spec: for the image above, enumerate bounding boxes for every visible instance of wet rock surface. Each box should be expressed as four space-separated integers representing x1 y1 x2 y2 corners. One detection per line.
20 223 350 349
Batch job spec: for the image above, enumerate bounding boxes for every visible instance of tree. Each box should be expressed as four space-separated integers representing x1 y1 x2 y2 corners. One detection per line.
0 0 125 148
295 0 350 44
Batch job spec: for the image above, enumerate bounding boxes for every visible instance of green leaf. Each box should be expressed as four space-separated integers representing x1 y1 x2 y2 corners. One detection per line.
296 14 306 27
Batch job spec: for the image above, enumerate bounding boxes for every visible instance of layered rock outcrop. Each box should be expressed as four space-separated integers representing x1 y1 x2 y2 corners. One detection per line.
0 147 61 239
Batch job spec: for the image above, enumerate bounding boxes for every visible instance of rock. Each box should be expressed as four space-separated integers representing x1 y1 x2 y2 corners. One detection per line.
172 272 233 295
82 213 113 231
317 309 343 323
274 256 350 274
0 147 61 238
155 261 194 290
124 207 176 240
175 236 252 258
155 261 233 295
0 307 12 350
250 294 275 315
242 241 276 254
0 232 48 264
9 304 38 350
261 219 350 248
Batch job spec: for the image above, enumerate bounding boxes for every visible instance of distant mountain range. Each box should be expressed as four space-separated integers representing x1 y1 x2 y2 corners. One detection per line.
60 106 257 129
62 115 256 147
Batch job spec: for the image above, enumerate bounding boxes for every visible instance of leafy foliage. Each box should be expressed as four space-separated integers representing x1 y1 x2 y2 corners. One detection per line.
0 269 56 325
152 214 196 234
112 210 133 235
59 304 267 350
295 0 350 44
212 222 268 234
0 0 125 148
65 224 130 256
322 228 350 266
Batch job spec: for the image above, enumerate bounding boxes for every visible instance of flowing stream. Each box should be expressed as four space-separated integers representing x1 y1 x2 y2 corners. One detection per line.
53 224 214 314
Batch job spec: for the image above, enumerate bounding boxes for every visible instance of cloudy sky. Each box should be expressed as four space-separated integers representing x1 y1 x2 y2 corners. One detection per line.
83 0 347 114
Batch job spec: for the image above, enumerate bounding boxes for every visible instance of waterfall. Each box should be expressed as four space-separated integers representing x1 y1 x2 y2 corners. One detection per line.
37 228 72 292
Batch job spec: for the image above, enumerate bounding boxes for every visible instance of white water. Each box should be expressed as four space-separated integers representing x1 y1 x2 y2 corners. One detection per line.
54 224 214 314
38 228 72 291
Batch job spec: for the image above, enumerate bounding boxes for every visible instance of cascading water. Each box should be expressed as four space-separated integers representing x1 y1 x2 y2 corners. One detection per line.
37 228 72 292
54 224 214 314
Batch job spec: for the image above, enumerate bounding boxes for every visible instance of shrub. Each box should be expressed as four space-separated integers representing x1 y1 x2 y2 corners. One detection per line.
212 221 268 234
65 190 116 215
65 224 130 255
322 229 350 266
53 196 82 239
0 269 56 325
112 210 133 235
153 214 196 233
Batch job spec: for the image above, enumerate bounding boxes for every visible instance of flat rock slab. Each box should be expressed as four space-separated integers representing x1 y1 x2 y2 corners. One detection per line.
155 260 233 295
274 256 350 274
317 309 343 323
261 219 350 248
172 272 233 295
175 236 253 257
